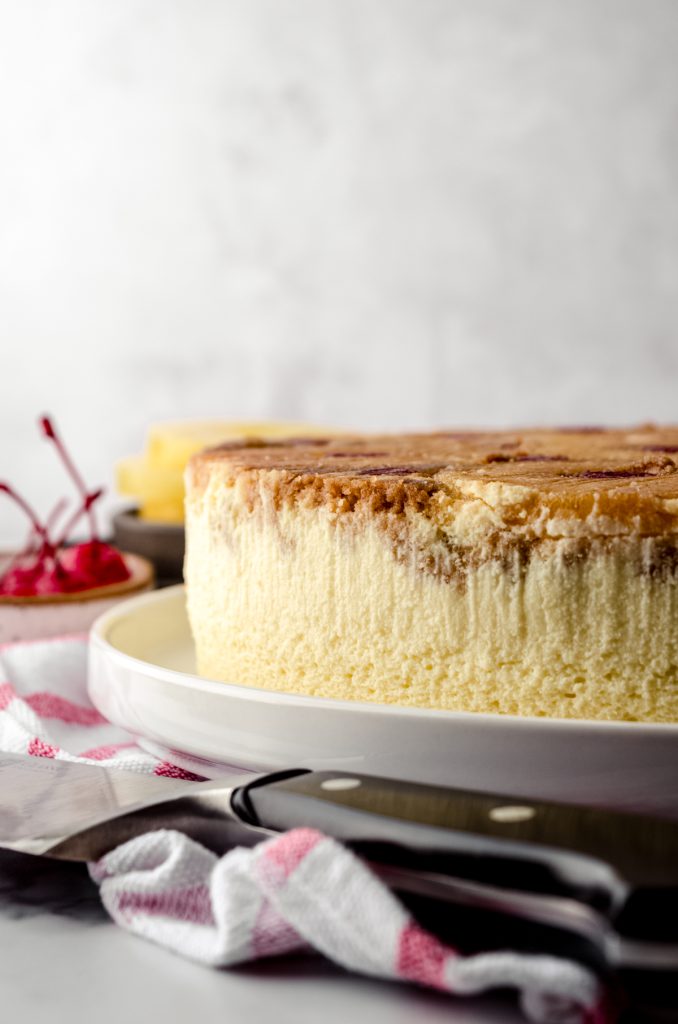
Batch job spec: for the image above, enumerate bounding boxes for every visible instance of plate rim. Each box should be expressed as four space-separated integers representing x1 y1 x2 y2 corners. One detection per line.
89 584 678 736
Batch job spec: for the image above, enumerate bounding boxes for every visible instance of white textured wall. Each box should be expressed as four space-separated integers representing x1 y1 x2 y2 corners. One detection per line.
2 1 678 545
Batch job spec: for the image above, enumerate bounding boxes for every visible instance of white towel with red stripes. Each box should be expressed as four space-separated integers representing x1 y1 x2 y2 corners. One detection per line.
0 634 611 1024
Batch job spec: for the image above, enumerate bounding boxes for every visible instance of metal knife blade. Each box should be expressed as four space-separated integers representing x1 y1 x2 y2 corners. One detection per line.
2 754 678 977
0 752 264 857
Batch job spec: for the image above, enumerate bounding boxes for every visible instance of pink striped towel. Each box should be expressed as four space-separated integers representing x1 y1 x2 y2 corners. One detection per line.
0 634 612 1024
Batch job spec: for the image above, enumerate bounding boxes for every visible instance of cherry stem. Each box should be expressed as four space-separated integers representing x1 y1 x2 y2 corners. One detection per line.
40 415 100 542
45 497 69 537
15 499 61 559
0 482 48 542
8 499 70 578
0 484 57 589
3 525 40 580
54 488 103 549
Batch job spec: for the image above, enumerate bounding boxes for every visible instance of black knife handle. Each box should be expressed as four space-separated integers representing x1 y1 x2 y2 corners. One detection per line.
232 769 678 942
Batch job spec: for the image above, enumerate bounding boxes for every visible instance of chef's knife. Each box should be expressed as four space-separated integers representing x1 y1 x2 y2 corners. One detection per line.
1 752 677 989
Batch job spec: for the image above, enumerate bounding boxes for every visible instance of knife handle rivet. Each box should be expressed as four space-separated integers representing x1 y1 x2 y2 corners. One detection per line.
489 805 536 823
320 777 362 791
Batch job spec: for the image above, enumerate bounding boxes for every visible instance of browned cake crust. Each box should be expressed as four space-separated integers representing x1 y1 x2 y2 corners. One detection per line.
190 425 678 542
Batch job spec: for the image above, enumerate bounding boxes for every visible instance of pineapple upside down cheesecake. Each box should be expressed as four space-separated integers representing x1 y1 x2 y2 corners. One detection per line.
184 428 678 723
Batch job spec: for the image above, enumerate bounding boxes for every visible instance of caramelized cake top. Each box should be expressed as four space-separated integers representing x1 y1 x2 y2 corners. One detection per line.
187 426 678 538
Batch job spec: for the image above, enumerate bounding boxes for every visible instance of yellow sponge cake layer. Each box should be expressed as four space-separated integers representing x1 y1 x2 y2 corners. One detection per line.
184 429 678 722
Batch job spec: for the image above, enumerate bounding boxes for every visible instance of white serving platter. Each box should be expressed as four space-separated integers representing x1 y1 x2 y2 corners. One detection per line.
88 586 678 813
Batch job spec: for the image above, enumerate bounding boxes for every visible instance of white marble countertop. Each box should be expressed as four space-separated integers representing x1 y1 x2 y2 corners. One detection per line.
0 849 521 1023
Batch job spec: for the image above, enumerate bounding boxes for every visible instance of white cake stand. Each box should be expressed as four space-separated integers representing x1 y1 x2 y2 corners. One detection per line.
88 586 678 814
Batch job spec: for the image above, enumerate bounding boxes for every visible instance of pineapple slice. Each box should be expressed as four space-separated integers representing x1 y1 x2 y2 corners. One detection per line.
116 453 184 503
136 500 186 525
117 420 332 523
116 454 185 523
146 420 321 470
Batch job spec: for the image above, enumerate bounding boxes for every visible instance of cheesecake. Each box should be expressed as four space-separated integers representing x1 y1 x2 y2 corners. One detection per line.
184 428 678 722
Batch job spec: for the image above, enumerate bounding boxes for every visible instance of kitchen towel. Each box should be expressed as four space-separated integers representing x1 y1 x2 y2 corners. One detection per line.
0 633 610 1024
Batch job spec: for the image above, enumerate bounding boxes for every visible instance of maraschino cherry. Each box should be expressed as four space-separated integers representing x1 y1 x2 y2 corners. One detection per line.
0 416 130 597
